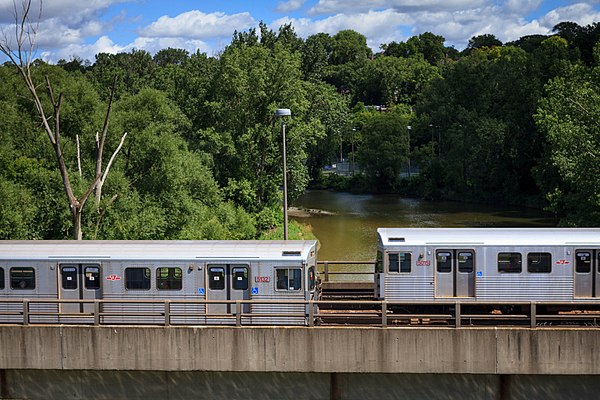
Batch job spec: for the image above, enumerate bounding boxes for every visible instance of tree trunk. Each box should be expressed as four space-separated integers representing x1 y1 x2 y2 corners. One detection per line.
72 207 83 241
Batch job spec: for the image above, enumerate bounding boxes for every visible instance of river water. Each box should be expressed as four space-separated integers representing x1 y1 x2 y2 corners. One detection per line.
291 190 557 262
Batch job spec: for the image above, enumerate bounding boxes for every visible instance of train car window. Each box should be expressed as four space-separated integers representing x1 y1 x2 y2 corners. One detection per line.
208 266 225 290
85 266 101 290
10 267 35 290
61 266 78 290
157 267 183 290
376 251 383 273
0 268 4 290
498 253 522 273
232 265 249 291
389 253 399 272
527 253 552 273
308 267 316 291
125 267 151 290
576 252 592 273
436 252 452 273
388 253 411 273
458 252 474 273
276 268 302 291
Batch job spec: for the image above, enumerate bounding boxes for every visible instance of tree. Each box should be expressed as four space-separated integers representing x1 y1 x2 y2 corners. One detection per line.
357 107 412 191
0 0 127 239
88 49 155 98
535 63 600 225
466 34 502 53
406 32 446 65
330 30 372 65
153 48 189 67
302 33 333 81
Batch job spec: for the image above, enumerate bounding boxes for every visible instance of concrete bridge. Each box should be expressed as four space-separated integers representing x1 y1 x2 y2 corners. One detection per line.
1 325 600 399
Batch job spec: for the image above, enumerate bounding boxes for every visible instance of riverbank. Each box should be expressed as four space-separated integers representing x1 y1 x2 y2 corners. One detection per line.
290 190 557 261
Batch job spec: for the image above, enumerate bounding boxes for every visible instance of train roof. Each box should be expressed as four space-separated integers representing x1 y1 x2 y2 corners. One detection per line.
377 228 600 247
0 240 317 262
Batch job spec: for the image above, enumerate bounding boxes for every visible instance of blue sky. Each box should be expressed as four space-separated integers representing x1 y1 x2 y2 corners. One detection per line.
1 0 599 62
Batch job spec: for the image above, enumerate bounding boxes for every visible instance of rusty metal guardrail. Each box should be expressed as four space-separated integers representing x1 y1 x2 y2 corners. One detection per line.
1 298 600 328
317 260 376 282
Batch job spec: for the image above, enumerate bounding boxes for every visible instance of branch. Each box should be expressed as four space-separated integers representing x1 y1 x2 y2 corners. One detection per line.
76 134 82 177
96 75 118 178
102 132 128 184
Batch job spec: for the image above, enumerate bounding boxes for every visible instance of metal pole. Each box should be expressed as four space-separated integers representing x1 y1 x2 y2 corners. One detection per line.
282 121 289 240
407 126 411 177
351 128 355 175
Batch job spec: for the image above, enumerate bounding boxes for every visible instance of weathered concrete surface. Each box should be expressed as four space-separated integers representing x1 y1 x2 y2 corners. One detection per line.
0 326 599 374
4 371 600 400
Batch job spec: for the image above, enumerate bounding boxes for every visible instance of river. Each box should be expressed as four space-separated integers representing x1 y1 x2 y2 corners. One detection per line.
291 190 557 262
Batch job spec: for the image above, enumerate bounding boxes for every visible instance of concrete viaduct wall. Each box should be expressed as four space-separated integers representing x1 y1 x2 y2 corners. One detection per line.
0 326 599 375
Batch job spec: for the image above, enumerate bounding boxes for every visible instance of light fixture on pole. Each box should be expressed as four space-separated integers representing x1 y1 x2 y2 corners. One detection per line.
275 108 291 240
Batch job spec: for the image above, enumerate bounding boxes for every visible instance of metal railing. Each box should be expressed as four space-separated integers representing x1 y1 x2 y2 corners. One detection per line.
317 260 376 282
1 298 600 328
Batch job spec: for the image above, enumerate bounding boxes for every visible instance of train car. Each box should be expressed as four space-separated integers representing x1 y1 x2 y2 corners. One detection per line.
0 240 318 325
375 228 600 303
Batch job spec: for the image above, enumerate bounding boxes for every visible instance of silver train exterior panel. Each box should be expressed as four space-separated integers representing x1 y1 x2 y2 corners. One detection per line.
376 228 600 302
0 240 318 325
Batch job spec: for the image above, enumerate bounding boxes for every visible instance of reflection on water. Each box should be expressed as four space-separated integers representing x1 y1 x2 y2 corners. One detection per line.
291 190 557 261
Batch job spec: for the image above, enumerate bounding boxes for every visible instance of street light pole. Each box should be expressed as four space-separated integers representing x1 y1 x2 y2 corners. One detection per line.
407 125 412 177
275 108 292 240
351 128 356 175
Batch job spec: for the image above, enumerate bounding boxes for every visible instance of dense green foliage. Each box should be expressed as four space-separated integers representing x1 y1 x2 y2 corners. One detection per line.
1 21 600 238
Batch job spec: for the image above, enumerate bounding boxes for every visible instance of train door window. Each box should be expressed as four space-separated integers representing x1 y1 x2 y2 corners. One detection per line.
61 266 78 290
498 253 522 273
527 253 552 273
458 252 474 273
157 267 183 290
0 268 4 290
276 268 302 291
84 266 101 290
436 252 452 273
208 266 225 290
576 252 591 273
10 267 35 289
231 266 249 291
125 267 151 290
308 267 316 291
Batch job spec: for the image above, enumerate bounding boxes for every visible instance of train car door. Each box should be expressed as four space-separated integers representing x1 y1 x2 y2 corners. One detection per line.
574 250 599 298
206 264 250 315
435 250 475 298
59 264 102 313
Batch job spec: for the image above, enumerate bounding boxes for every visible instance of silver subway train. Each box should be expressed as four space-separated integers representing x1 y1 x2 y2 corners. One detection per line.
376 228 600 302
0 240 318 325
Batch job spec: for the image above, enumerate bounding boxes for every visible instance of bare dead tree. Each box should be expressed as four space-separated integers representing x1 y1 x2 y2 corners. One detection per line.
0 0 127 240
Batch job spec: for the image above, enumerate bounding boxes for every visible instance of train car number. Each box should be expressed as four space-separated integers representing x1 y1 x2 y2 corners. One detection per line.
255 276 270 283
416 260 430 267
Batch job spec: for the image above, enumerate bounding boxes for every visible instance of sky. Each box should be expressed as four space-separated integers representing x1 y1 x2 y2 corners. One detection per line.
0 0 599 62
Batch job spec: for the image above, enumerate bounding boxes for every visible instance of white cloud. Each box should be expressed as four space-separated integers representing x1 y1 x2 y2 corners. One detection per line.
275 0 306 13
273 9 412 48
139 10 256 40
308 0 488 15
0 0 125 23
539 3 600 29
41 35 211 62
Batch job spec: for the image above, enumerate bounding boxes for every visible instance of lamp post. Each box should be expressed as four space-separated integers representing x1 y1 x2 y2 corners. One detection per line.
351 128 356 175
275 108 291 240
407 125 412 177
